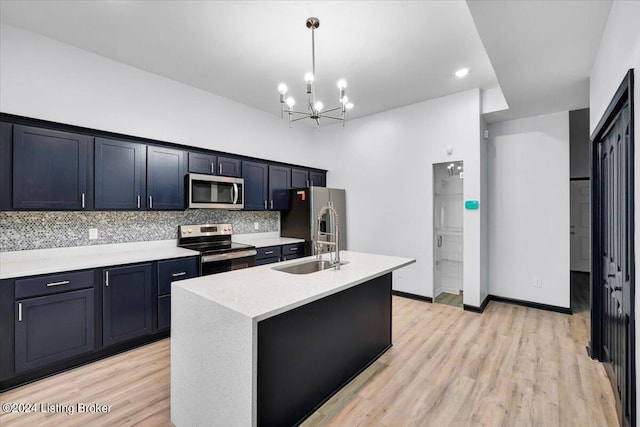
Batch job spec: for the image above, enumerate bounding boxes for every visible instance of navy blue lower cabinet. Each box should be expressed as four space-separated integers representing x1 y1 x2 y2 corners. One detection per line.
15 288 95 373
157 295 171 331
103 263 153 346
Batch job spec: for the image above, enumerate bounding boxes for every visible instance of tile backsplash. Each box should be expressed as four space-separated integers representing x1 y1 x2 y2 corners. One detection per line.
0 210 279 251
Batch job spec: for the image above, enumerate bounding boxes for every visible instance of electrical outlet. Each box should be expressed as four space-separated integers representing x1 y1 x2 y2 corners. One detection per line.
89 228 99 240
534 278 542 288
254 222 259 231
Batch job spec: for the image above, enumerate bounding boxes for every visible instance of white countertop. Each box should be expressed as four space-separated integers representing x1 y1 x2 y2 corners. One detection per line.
232 232 304 248
0 240 199 279
173 251 415 321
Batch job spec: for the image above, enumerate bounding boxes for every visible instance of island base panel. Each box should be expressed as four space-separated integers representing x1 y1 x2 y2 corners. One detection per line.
257 273 392 426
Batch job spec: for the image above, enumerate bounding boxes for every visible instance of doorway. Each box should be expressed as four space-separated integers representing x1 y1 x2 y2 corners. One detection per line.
591 69 635 427
433 161 464 308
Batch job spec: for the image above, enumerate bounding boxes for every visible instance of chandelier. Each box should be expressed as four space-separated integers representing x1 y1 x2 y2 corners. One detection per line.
278 17 354 128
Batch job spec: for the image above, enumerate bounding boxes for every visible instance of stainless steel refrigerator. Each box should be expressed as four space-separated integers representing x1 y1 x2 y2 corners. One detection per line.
280 187 347 256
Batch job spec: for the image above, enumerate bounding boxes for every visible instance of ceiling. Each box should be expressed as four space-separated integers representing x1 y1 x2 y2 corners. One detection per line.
0 1 613 124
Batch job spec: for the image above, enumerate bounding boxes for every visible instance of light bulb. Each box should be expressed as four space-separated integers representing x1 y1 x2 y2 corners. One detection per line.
304 72 315 83
345 102 354 109
278 83 288 94
286 97 295 107
314 101 324 111
455 68 469 78
341 95 349 104
337 79 347 89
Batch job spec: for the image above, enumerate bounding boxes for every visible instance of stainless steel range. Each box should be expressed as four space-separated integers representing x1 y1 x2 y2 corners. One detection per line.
177 223 257 276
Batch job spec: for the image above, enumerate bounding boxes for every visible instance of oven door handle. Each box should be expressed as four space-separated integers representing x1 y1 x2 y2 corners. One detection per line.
201 249 257 263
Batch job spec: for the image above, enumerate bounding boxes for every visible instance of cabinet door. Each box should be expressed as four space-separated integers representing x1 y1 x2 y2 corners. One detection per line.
268 165 291 210
0 122 11 211
157 295 171 331
95 138 146 210
15 288 94 373
242 160 268 210
103 263 152 346
291 168 309 189
217 156 242 177
147 146 186 210
188 152 217 175
309 170 326 187
13 125 92 210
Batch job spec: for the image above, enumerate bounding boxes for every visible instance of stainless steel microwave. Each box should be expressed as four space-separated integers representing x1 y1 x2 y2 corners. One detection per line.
187 173 244 209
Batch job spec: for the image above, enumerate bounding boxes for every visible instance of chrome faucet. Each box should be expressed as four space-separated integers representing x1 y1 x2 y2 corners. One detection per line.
315 203 341 270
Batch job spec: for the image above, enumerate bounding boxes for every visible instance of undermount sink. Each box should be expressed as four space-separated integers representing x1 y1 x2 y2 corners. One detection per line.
272 259 349 275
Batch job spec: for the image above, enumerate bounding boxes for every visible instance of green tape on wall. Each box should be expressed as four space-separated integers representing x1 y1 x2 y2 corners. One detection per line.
465 200 479 210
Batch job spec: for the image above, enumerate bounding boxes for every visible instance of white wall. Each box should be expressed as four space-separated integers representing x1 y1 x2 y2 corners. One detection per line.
589 0 640 413
0 24 324 170
487 111 570 308
316 90 484 306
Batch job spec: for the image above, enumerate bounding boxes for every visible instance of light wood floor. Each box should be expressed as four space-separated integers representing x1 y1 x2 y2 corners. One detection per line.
0 296 617 427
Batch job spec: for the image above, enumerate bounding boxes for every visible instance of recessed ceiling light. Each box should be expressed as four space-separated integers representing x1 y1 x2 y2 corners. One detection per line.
455 68 469 78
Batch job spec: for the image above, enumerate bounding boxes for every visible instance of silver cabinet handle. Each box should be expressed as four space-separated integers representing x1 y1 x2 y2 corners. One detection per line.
149 196 153 209
270 200 274 210
265 251 274 255
81 193 85 208
437 235 442 248
290 247 298 251
211 162 214 174
105 271 109 287
18 302 22 322
264 200 267 209
172 271 187 277
46 280 70 287
219 163 222 174
137 195 141 209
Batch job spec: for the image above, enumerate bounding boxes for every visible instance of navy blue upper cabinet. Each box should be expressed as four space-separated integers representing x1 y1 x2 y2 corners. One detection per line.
242 160 269 210
217 156 242 177
12 125 93 210
291 168 309 189
95 138 146 210
103 263 153 347
0 122 12 211
188 151 217 175
268 165 291 210
147 146 187 210
309 170 327 187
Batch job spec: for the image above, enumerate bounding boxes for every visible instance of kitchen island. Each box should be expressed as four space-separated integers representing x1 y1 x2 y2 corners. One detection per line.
170 251 415 427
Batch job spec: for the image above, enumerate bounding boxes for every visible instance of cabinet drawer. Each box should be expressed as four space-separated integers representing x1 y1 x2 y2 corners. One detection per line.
255 257 280 266
282 253 305 262
282 243 304 257
256 246 282 260
15 270 94 299
157 257 198 295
